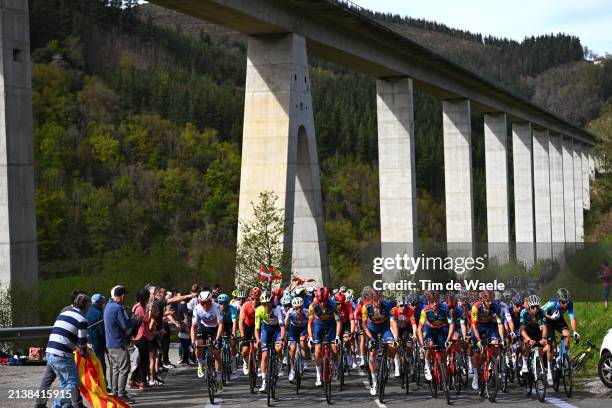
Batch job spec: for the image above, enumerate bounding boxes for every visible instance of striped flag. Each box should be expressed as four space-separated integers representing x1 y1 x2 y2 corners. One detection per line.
259 265 281 281
75 349 131 408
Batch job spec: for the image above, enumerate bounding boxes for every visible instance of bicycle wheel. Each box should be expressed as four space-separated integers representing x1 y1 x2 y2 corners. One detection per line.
249 346 257 393
338 344 345 390
414 348 422 387
222 344 230 386
562 354 573 398
272 355 279 399
207 361 216 404
266 352 274 407
535 355 546 402
429 361 438 398
450 350 461 395
323 350 332 404
487 357 500 403
403 351 411 394
437 356 450 405
378 349 387 403
295 349 302 395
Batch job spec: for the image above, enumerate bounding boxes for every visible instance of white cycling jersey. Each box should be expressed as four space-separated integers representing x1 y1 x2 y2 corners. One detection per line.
193 302 222 328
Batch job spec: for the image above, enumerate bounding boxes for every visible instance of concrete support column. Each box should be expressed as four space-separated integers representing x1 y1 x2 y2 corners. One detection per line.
0 2 38 294
484 113 509 263
562 137 576 249
548 133 565 260
573 143 584 243
588 152 596 180
237 33 328 286
512 122 535 267
580 145 590 210
533 129 551 261
376 77 416 278
443 99 474 259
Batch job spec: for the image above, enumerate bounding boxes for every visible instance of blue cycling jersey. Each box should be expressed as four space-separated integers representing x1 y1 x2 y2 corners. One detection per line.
541 298 575 319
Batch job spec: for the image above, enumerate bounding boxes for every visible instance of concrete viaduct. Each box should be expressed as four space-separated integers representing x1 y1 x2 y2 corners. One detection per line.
0 0 597 290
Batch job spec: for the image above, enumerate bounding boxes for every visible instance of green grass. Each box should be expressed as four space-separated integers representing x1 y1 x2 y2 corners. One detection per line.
571 302 611 376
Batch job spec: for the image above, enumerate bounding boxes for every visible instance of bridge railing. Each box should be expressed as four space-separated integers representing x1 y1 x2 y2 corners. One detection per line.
330 0 368 14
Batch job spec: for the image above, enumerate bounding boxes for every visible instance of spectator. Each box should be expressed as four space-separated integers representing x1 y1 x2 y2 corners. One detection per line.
104 285 139 404
175 291 192 365
187 283 200 312
36 290 85 408
45 293 91 408
600 259 611 310
129 289 154 389
86 294 107 381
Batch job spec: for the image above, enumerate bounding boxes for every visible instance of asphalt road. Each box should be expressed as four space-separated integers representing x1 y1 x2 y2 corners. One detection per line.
1 347 610 408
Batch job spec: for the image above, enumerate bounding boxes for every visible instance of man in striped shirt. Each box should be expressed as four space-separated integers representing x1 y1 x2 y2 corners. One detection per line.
45 293 91 408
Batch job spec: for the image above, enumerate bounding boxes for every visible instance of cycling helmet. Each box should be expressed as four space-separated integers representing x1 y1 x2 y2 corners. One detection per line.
526 294 541 307
339 286 347 293
556 288 571 303
217 293 229 304
480 290 495 302
445 292 458 308
231 289 239 297
283 289 291 297
407 293 420 306
346 288 354 296
335 292 346 303
294 287 306 296
306 286 316 294
512 294 524 306
345 292 354 302
332 288 339 295
198 291 212 302
260 292 273 303
291 297 304 307
235 290 246 299
425 290 439 303
249 287 261 298
361 286 372 298
272 288 283 297
281 294 292 306
211 289 219 299
316 287 330 302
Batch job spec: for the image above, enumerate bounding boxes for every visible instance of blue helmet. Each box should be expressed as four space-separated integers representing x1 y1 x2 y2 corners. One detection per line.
217 293 230 304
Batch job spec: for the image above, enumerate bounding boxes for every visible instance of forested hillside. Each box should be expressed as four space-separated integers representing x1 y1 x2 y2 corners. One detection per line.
28 0 612 292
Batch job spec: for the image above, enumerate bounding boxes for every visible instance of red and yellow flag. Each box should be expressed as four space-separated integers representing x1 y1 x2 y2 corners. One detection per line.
75 349 131 408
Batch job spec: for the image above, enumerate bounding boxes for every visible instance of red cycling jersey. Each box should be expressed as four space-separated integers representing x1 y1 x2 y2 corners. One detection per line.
336 302 354 324
241 300 256 327
390 305 415 328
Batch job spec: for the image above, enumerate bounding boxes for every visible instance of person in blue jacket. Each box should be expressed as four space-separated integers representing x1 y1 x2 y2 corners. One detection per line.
87 294 107 381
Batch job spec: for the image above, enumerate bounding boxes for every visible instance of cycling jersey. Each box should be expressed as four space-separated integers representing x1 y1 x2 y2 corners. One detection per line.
390 305 414 329
542 299 575 320
308 298 340 322
419 304 452 329
193 303 222 328
255 304 284 330
498 302 508 323
519 308 546 328
362 301 394 326
336 302 354 324
221 304 238 325
241 300 257 327
504 306 522 330
470 301 503 326
285 307 308 343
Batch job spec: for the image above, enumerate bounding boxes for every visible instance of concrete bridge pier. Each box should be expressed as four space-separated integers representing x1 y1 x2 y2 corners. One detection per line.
549 133 565 261
573 143 584 244
484 113 510 263
237 33 328 286
533 128 552 261
376 77 417 281
442 99 474 262
512 122 535 268
581 144 590 210
0 2 38 296
562 137 576 252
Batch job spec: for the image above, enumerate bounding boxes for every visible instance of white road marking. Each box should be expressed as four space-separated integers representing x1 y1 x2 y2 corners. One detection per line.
362 380 387 408
547 396 579 408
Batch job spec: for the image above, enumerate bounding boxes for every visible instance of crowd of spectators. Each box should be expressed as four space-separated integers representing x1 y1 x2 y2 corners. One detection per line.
35 282 217 408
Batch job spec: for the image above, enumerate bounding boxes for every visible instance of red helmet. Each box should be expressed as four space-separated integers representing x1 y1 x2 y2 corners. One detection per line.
480 290 495 302
425 290 439 303
249 287 261 299
316 287 330 302
334 292 346 303
445 292 457 308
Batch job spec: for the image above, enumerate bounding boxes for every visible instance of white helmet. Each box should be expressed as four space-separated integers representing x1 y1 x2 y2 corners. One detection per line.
306 286 316 294
526 294 541 307
281 294 292 306
198 291 212 302
345 292 354 302
291 297 304 307
339 286 347 293
294 287 306 296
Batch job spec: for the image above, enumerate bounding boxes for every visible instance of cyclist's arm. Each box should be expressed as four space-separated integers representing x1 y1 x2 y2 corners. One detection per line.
541 301 554 318
417 322 424 346
239 305 246 335
470 305 481 341
254 308 262 343
216 308 224 340
307 305 315 339
446 319 455 343
390 317 399 340
496 315 505 340
568 302 577 332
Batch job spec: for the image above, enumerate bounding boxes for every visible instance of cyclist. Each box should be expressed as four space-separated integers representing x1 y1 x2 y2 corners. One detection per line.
307 287 341 387
520 295 551 384
417 290 454 383
230 289 246 314
285 296 309 383
305 286 316 309
445 292 468 341
470 290 505 390
255 291 286 393
191 290 224 392
363 288 399 396
335 292 356 369
542 288 580 364
345 291 359 368
391 295 417 377
218 293 238 368
239 287 261 375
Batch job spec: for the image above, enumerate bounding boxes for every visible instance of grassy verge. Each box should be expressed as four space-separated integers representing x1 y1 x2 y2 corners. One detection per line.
571 302 611 377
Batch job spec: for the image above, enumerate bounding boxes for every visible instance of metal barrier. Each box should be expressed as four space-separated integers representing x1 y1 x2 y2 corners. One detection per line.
0 326 53 341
